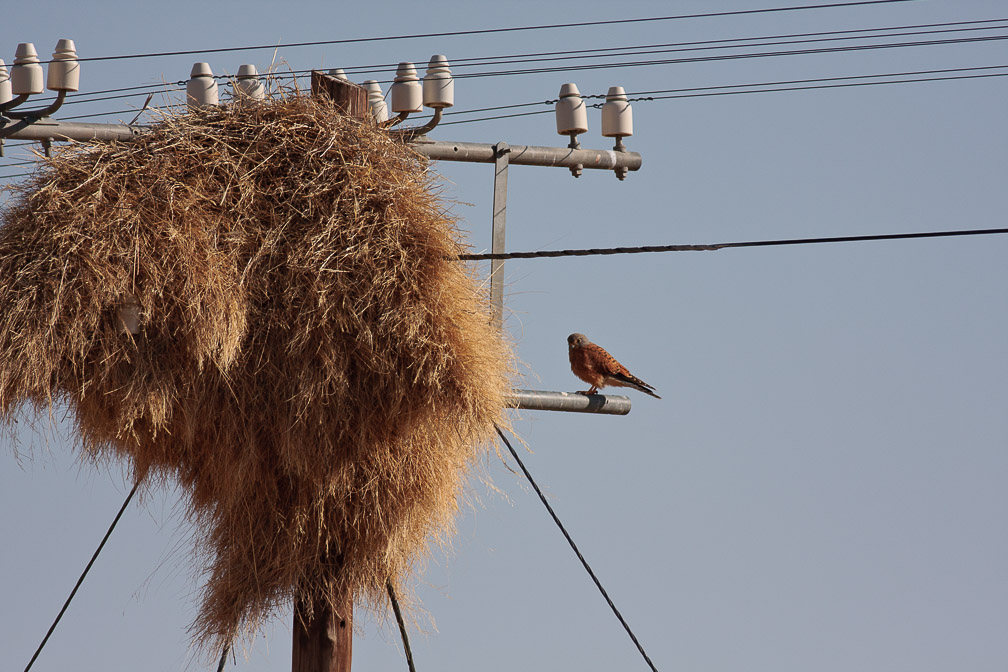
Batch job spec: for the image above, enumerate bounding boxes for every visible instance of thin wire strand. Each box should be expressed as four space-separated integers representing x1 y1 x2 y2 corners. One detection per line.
441 33 1008 81
61 1 922 64
386 580 417 672
442 64 1008 118
13 19 1006 112
23 481 141 672
439 69 1008 126
494 425 659 672
222 19 1008 82
460 228 1008 261
216 645 229 672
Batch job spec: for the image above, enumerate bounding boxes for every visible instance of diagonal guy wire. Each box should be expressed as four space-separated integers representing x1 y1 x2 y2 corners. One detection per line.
495 425 659 672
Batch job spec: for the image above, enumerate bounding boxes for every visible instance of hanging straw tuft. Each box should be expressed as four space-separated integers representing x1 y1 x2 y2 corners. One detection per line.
0 94 512 652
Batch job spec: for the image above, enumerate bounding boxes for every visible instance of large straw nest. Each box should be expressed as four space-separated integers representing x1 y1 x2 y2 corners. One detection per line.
0 94 511 651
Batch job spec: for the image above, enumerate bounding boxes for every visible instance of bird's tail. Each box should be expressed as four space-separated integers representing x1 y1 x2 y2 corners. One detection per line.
631 382 662 399
613 372 661 399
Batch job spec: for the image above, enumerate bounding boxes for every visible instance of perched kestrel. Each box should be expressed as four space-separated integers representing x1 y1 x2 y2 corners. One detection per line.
567 333 660 399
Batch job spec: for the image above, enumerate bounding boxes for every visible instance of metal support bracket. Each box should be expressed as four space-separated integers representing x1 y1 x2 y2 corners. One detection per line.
507 389 631 415
490 141 510 332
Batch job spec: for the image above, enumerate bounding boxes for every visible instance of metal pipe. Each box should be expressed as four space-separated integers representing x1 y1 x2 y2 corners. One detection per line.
413 139 642 171
0 118 643 175
396 107 443 139
0 118 145 141
0 93 29 113
506 389 631 415
5 90 67 120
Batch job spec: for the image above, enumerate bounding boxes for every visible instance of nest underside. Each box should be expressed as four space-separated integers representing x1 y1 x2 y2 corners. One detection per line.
0 95 511 651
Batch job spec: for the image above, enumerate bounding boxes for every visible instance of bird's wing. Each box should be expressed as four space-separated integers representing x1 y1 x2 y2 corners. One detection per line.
586 342 631 377
587 343 661 398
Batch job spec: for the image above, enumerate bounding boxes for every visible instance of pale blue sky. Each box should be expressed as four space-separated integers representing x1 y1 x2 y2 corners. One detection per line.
2 1 1007 670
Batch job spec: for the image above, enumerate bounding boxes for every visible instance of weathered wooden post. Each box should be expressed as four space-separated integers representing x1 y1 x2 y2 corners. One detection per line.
311 70 367 119
290 71 368 672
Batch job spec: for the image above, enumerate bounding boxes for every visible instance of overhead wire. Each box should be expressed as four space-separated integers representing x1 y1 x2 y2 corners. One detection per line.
53 1 922 64
11 17 1006 116
22 481 141 672
494 425 659 672
439 64 1008 125
439 33 1008 81
386 580 417 672
458 228 1008 262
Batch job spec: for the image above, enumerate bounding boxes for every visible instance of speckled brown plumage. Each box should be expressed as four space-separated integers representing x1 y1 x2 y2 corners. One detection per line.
567 333 660 399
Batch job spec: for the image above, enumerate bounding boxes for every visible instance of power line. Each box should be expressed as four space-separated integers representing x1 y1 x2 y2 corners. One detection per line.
442 33 1008 81
15 18 1005 113
459 228 1008 261
386 580 417 672
439 69 1008 126
291 31 1008 87
23 481 141 672
234 18 1008 81
405 22 1008 75
63 1 920 64
494 425 659 672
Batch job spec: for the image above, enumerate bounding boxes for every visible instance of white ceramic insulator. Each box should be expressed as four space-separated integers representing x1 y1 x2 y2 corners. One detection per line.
47 38 80 92
187 62 219 110
235 64 265 100
601 86 633 138
363 80 388 123
0 59 11 104
12 43 44 95
327 68 348 82
390 61 422 113
422 54 454 109
555 82 588 136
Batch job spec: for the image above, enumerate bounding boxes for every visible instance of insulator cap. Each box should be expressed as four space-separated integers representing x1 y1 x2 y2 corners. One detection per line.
47 38 79 92
11 43 44 96
363 80 388 123
390 61 422 113
555 82 588 136
601 86 633 138
0 59 11 105
235 64 265 100
422 54 454 109
327 68 348 82
187 62 219 110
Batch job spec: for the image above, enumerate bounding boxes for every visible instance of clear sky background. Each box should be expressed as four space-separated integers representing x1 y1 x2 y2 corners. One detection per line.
2 1 1007 671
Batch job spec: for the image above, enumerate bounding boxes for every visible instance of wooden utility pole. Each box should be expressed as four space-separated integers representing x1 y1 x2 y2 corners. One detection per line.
310 70 368 118
292 589 354 672
288 75 368 672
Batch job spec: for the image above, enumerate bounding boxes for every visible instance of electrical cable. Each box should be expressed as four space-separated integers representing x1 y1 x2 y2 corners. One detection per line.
393 22 1008 75
59 1 921 64
22 480 141 672
459 228 1008 262
216 645 229 672
386 579 417 672
443 33 1008 81
494 425 659 672
210 18 1008 82
442 64 1008 118
439 69 1008 126
13 18 1005 113
283 30 1008 87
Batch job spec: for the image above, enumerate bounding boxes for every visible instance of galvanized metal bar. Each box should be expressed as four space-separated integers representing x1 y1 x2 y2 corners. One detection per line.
414 139 642 171
0 118 144 142
0 118 642 173
490 142 509 332
507 389 631 415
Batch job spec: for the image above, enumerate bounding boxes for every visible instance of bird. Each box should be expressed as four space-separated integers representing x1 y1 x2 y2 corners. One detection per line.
567 333 660 399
